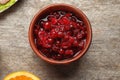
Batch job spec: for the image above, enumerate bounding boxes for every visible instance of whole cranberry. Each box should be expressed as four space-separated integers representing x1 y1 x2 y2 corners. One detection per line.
43 22 51 30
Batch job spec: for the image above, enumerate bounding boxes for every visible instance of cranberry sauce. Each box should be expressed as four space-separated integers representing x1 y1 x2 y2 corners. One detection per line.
34 11 87 60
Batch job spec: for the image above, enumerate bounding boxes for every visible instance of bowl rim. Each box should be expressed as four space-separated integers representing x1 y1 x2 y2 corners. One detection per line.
28 3 92 64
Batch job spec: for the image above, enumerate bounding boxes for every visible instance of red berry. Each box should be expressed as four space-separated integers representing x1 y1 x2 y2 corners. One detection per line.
61 42 71 49
57 31 64 38
64 35 69 40
52 54 63 60
73 40 79 47
64 25 70 31
69 36 74 43
70 21 77 28
43 22 51 30
48 38 53 44
65 13 72 17
61 16 70 25
51 17 58 25
42 42 51 48
77 32 83 39
50 29 58 38
52 44 59 52
59 48 65 55
38 30 46 40
64 50 73 57
79 40 85 49
66 31 72 36
73 29 80 35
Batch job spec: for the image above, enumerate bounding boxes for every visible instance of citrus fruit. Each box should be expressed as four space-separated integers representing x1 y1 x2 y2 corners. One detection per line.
4 71 40 80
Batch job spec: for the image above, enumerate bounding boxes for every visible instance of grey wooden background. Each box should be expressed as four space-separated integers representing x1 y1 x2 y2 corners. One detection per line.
0 0 120 80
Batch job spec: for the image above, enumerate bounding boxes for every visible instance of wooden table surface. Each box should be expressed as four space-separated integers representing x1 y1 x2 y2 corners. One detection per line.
0 0 120 80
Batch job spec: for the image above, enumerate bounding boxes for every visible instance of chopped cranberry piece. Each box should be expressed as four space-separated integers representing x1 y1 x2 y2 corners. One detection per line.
79 40 85 49
59 48 65 55
81 30 86 38
65 13 72 17
69 36 74 43
50 29 58 38
43 43 51 48
73 40 79 47
77 32 84 39
66 31 73 36
64 25 70 31
57 31 64 38
64 50 73 57
38 30 46 38
48 38 53 44
51 17 58 25
61 42 71 49
73 29 80 35
61 16 70 25
52 44 59 52
70 21 77 28
52 54 63 60
64 35 70 41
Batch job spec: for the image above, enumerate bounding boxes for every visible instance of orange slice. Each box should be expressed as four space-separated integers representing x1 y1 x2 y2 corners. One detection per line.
4 71 40 80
